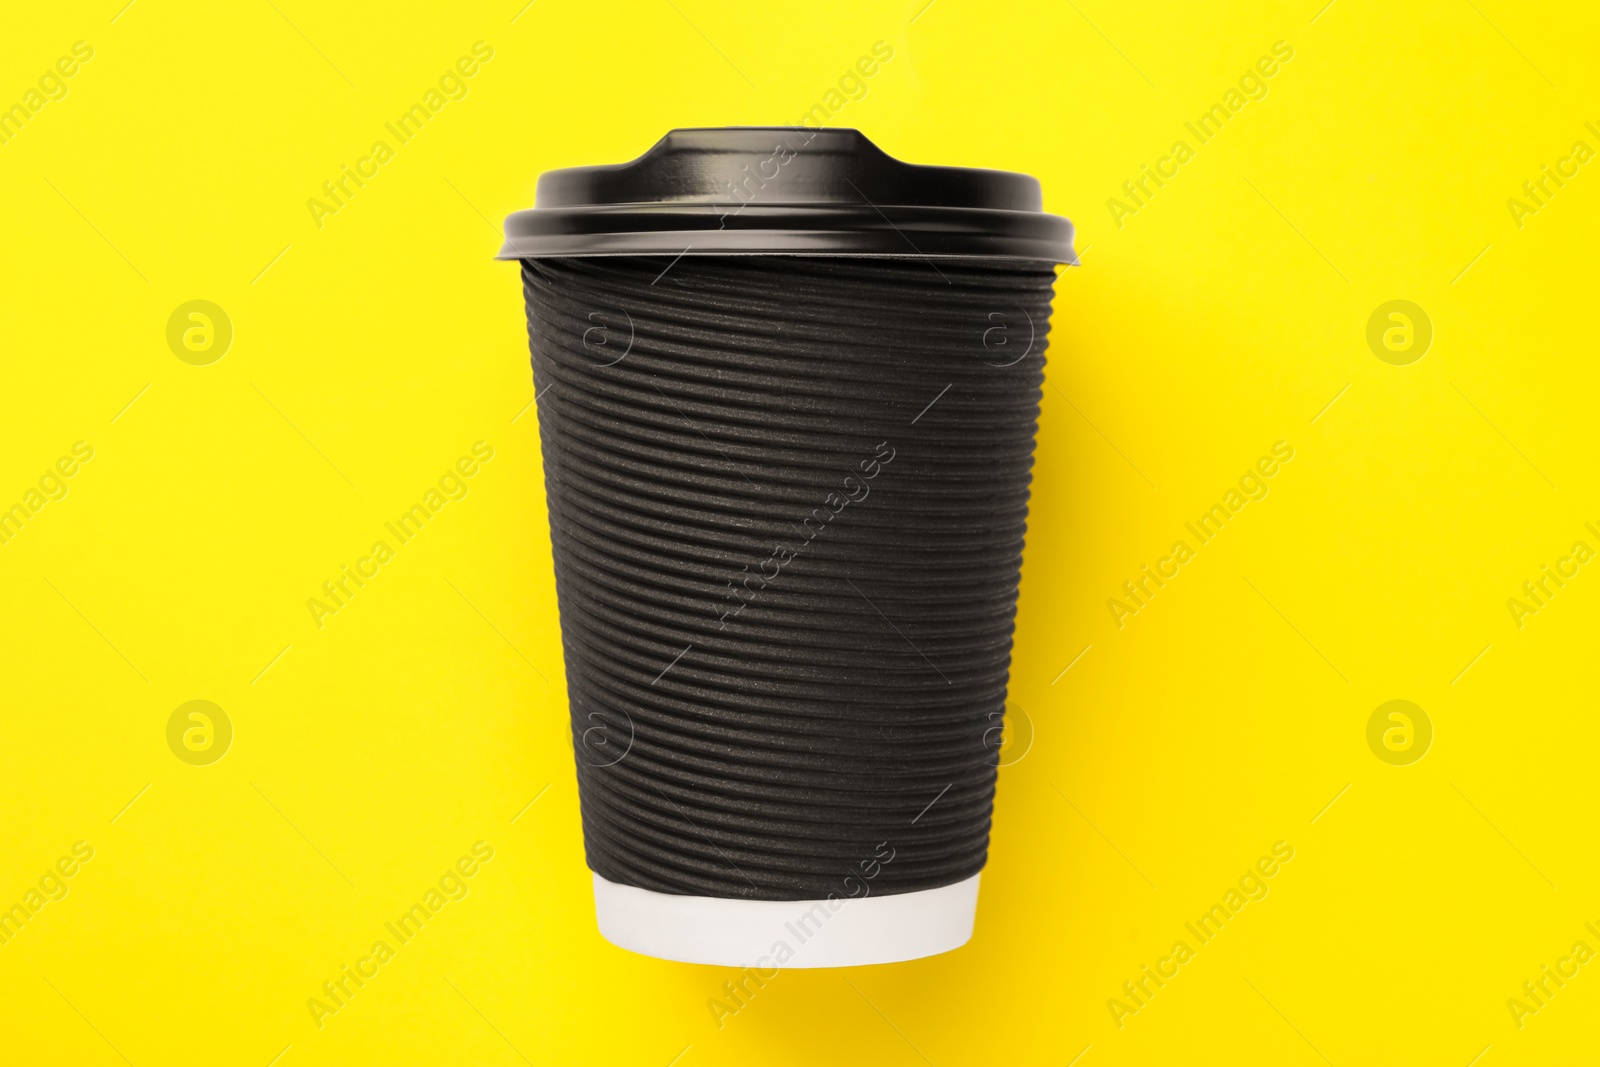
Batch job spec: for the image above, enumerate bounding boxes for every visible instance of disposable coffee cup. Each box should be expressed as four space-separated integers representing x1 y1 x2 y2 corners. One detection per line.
500 127 1074 967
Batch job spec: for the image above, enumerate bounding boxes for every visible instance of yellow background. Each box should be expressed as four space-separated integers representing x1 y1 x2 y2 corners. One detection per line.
2 0 1597 1063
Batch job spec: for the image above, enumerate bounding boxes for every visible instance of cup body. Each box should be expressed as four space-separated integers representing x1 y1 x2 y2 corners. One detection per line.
519 252 1055 964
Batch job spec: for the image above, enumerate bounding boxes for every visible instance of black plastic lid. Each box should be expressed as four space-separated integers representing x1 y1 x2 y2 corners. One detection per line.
497 127 1075 263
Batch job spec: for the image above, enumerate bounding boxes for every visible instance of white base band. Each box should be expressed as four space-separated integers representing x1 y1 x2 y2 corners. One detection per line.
591 872 980 968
